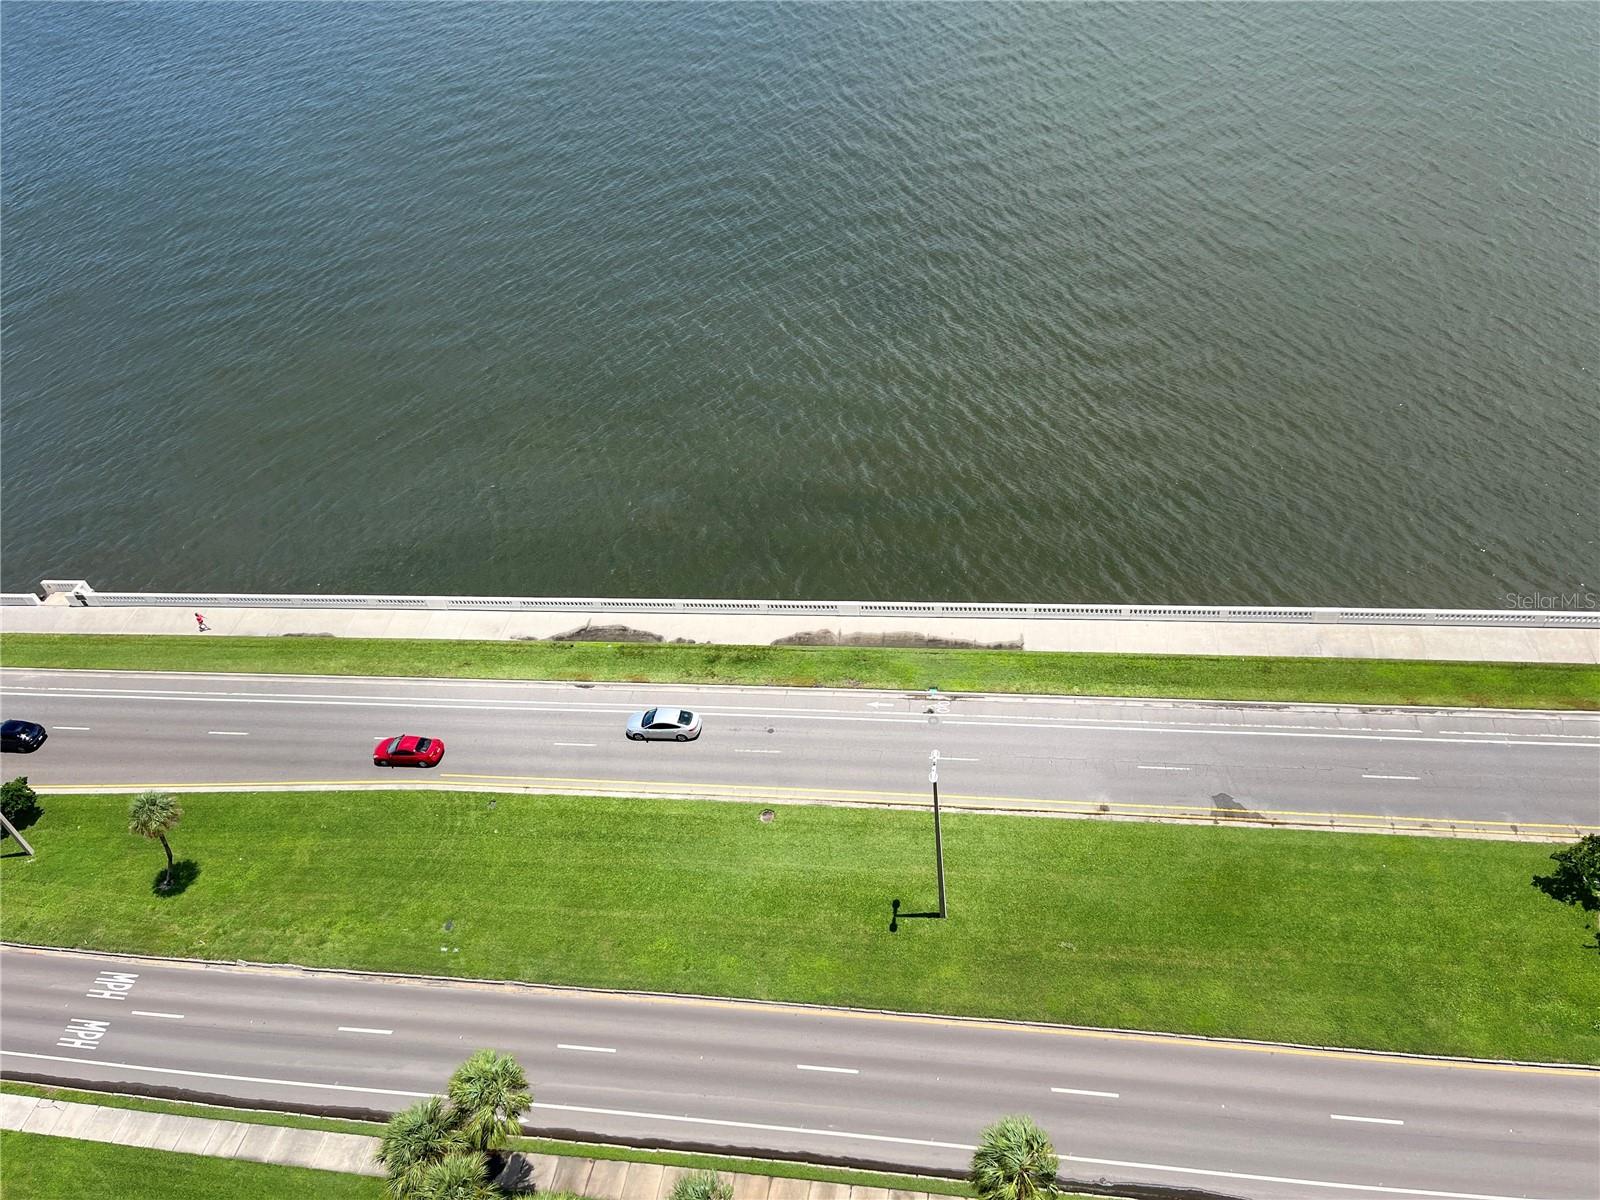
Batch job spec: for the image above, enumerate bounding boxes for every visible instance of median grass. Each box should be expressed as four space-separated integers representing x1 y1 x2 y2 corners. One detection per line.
0 1130 385 1199
3 792 1594 1063
4 632 1596 709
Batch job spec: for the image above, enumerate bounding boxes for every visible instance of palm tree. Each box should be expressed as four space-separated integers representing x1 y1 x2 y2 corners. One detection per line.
127 791 182 890
970 1115 1058 1200
446 1049 530 1160
376 1097 464 1199
413 1150 499 1200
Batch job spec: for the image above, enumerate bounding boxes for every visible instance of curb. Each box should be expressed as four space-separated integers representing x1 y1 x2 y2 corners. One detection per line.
3 661 1597 717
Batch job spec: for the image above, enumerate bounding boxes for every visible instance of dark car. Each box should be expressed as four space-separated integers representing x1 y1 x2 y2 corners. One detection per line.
0 720 47 753
374 734 445 768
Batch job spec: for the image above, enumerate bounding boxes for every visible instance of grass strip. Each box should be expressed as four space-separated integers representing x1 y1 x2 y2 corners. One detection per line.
3 632 1596 709
0 1129 386 1198
2 792 1594 1062
0 1082 973 1195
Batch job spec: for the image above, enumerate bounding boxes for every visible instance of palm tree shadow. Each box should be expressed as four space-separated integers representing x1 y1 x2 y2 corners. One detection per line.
152 860 201 897
888 898 940 932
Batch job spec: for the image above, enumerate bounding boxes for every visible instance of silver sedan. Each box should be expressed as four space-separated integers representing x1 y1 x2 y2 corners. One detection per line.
626 707 703 742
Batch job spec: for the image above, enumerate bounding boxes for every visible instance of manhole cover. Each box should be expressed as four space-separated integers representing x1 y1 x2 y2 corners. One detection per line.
759 809 775 823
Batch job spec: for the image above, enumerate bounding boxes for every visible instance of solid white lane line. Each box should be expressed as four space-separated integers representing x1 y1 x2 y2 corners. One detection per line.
51 726 92 731
557 1044 617 1054
338 1027 393 1036
1136 765 1190 771
0 1052 1549 1198
1362 775 1421 781
553 742 598 748
207 731 249 736
735 749 782 755
796 1063 858 1074
940 756 980 763
1051 1086 1119 1098
130 1010 184 1020
0 1050 432 1099
1331 1113 1405 1125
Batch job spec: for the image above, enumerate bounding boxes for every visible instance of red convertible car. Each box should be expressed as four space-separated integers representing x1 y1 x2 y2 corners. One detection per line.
374 734 445 768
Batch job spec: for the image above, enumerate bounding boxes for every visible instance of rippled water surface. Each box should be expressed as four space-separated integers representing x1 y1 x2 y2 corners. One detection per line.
3 3 1596 603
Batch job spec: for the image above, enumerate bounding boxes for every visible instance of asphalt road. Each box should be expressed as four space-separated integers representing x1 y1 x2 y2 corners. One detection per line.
1 669 1597 834
2 947 1594 1200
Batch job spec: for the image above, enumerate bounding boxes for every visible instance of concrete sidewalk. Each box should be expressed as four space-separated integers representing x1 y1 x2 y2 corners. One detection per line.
5 595 1597 662
1 1092 953 1200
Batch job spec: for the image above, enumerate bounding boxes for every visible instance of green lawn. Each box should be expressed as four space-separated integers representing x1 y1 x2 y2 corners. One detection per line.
3 792 1594 1063
0 1130 384 1199
4 632 1596 709
0 1083 972 1196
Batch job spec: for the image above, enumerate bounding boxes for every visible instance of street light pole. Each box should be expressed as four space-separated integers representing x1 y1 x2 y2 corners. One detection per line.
929 751 946 919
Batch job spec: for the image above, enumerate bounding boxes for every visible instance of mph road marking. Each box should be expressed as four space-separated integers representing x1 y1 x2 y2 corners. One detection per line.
86 971 138 1001
0 1049 1569 1200
55 1018 111 1050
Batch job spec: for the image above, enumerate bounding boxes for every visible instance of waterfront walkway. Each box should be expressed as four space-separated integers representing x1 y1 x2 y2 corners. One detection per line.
4 593 1596 663
1 1092 947 1200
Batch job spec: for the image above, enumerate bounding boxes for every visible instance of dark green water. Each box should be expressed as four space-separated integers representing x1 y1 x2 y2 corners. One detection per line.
3 3 1596 603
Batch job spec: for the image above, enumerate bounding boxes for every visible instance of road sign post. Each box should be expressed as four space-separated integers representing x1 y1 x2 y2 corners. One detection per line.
930 751 946 919
0 812 35 857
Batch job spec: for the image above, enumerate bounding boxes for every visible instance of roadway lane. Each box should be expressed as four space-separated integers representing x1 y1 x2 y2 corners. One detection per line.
2 669 1598 834
1 947 1594 1200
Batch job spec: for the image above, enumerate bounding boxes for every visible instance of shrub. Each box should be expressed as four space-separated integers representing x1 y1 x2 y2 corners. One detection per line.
670 1171 734 1200
0 776 40 833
